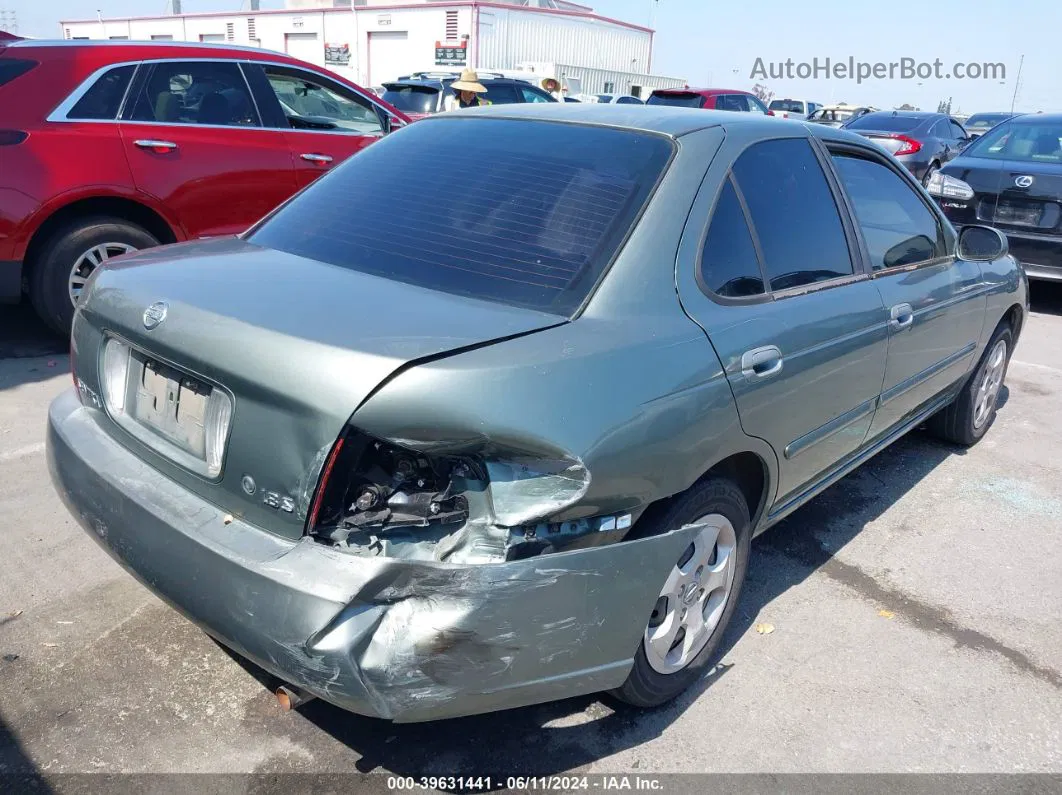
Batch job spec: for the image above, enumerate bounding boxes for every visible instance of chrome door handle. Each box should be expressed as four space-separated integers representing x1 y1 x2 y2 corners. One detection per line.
889 303 914 331
740 345 784 380
134 139 178 151
300 153 334 164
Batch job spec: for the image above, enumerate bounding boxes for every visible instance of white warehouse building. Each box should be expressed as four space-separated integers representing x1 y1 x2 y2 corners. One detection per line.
60 0 685 99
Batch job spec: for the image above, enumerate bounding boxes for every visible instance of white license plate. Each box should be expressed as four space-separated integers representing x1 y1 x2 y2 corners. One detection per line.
131 357 210 459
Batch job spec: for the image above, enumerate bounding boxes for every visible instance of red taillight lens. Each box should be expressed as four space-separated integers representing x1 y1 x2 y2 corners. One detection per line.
307 437 345 530
893 134 922 156
0 130 27 146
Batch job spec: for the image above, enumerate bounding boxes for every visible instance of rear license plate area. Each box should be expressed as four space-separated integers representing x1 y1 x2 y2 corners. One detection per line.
130 353 210 460
993 200 1043 227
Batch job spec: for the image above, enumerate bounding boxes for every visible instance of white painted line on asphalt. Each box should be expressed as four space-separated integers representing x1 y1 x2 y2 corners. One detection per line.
1011 359 1062 374
0 442 45 463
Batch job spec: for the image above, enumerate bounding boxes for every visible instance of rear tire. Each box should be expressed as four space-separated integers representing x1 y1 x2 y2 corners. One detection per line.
613 477 751 708
928 323 1012 446
29 216 157 338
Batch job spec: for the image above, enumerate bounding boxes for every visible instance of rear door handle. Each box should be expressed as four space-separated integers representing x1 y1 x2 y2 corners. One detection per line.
134 139 178 152
300 153 334 164
889 303 915 331
740 345 784 380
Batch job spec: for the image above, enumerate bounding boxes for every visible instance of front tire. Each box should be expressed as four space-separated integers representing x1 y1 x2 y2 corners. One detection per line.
29 216 158 338
613 477 752 708
928 323 1012 446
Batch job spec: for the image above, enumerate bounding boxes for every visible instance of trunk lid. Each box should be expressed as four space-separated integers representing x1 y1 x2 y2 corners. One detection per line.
944 157 1062 236
76 237 563 540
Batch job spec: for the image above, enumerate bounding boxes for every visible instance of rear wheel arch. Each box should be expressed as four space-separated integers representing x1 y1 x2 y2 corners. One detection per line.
631 450 772 540
22 195 180 280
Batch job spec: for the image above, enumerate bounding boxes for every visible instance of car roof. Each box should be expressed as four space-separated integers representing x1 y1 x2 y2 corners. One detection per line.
431 102 877 143
386 76 525 87
651 87 751 97
860 110 942 120
1010 112 1062 124
2 38 306 63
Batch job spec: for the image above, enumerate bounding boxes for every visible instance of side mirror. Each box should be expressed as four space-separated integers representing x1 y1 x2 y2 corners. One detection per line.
958 225 1008 261
382 115 407 134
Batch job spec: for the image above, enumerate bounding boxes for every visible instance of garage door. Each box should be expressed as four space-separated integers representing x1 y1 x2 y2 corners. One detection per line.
368 31 409 85
284 32 321 66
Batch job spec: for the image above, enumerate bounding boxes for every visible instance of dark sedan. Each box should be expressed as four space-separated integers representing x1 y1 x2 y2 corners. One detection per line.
964 112 1019 139
845 110 973 184
928 112 1062 282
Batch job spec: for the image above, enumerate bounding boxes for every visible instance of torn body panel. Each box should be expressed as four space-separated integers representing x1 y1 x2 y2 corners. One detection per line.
47 390 698 722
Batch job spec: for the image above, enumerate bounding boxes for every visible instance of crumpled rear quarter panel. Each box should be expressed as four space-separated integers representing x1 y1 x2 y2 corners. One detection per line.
47 390 700 722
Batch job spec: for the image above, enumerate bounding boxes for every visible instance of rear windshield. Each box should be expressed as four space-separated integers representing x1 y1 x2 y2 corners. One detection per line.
0 58 37 88
248 118 673 315
769 99 804 113
846 114 923 132
382 84 439 114
647 92 705 108
965 113 1011 128
965 121 1062 163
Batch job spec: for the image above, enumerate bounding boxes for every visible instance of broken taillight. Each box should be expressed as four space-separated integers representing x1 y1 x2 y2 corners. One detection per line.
307 437 345 530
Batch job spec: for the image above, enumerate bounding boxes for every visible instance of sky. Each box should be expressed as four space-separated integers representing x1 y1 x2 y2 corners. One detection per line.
2 0 1057 114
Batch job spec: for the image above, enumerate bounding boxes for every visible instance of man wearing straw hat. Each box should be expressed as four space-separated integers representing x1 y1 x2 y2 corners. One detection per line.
444 68 491 111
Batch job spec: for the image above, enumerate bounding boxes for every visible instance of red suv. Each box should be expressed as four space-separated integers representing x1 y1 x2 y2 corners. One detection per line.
646 87 770 114
0 39 408 335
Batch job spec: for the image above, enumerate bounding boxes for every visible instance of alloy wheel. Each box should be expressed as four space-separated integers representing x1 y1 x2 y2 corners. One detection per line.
68 242 137 306
643 514 738 674
973 338 1008 429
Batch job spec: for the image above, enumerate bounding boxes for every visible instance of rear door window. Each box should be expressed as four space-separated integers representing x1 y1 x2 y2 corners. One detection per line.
67 64 136 120
646 92 706 108
731 138 854 290
518 84 553 103
382 84 440 114
714 94 743 112
482 82 520 105
125 61 259 127
830 153 947 270
699 178 766 298
247 117 674 316
0 58 38 88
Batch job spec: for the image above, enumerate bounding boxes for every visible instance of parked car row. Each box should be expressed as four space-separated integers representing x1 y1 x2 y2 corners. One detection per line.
2 36 1056 347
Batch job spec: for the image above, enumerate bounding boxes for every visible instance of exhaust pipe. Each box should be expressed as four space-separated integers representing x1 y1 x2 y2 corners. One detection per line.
275 684 315 711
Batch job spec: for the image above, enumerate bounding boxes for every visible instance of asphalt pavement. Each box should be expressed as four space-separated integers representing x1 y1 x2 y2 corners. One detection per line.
1 287 1061 781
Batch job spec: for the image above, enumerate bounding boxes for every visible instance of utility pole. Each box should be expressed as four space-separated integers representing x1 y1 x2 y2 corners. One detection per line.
1009 54 1024 113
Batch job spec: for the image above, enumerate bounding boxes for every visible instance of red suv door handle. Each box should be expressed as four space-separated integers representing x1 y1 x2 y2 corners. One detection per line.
300 153 334 164
134 139 178 153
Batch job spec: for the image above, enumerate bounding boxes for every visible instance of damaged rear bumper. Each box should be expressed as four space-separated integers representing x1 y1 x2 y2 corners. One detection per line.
47 389 698 723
